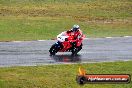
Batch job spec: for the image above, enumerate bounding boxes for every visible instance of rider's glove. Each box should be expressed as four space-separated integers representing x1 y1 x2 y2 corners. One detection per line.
77 34 82 39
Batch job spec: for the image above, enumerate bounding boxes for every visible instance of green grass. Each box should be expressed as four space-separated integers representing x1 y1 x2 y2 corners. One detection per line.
0 0 132 41
0 61 132 88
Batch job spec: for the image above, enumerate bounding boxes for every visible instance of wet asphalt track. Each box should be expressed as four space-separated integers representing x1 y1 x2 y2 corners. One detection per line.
0 37 132 67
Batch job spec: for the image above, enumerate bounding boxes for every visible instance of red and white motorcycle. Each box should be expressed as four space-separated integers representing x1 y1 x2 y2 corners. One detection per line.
49 31 85 56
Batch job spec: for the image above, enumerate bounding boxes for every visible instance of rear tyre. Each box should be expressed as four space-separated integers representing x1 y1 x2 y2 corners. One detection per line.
71 43 82 56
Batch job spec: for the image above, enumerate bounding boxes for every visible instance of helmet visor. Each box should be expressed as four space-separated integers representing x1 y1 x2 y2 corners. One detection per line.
73 28 79 32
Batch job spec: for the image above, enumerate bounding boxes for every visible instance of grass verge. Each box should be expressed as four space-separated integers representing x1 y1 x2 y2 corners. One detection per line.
0 61 132 88
0 0 132 41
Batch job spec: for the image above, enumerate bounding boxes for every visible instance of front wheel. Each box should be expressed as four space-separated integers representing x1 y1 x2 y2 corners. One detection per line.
49 42 63 56
49 44 57 56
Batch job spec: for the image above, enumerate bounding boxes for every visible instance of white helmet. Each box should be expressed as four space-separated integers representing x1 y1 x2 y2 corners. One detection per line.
72 24 80 32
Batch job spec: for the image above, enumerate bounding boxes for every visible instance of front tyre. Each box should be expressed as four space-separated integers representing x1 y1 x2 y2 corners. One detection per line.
49 42 63 56
49 44 57 56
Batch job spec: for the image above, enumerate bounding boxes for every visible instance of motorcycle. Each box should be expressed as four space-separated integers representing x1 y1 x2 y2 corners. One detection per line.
49 31 85 56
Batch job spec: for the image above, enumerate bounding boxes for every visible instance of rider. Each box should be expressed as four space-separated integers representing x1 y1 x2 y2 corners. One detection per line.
67 24 83 40
66 24 84 47
57 24 84 46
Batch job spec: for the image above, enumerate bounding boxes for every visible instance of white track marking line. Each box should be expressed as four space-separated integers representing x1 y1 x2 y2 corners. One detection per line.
106 37 112 38
38 40 45 41
2 36 132 42
12 41 22 42
124 36 132 37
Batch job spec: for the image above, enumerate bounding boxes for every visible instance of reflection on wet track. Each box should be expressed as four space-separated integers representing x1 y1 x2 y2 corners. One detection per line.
0 37 132 67
50 55 81 63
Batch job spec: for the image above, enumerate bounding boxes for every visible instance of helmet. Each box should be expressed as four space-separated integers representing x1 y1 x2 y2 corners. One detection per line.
72 24 80 32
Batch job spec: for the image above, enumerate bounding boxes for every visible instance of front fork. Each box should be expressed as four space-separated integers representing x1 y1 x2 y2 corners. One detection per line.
55 41 63 50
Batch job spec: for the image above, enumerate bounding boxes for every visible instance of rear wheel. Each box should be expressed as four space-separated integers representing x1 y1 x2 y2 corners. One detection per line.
71 43 82 56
